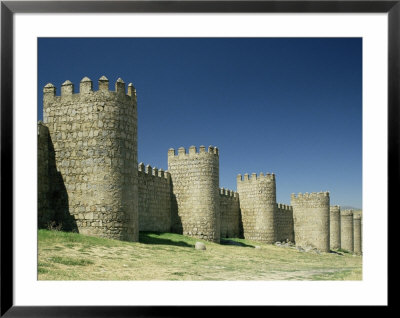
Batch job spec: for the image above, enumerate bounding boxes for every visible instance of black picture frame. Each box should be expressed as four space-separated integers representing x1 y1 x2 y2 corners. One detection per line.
1 1 394 316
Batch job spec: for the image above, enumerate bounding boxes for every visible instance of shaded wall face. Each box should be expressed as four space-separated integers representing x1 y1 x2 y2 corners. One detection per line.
276 204 294 242
43 82 138 241
38 123 54 227
168 148 220 243
330 206 341 250
219 192 240 238
138 167 171 232
291 193 330 252
237 174 277 243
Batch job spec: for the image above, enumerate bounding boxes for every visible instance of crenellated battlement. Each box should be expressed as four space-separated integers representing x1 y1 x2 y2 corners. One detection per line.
168 145 219 158
276 203 293 212
341 209 353 216
236 172 275 183
43 76 137 103
219 187 239 199
291 191 330 200
138 162 170 180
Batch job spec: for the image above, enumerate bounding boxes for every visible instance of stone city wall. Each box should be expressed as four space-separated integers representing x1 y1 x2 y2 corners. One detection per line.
42 76 139 241
275 203 294 242
137 163 171 232
167 146 220 242
219 188 240 238
237 172 277 243
37 122 53 227
353 213 362 254
291 192 330 252
330 205 341 250
340 209 354 252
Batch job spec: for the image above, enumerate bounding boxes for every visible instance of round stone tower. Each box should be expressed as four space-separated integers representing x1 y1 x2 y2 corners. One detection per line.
237 172 277 243
340 209 354 252
167 145 220 242
353 213 362 254
291 192 330 252
330 205 341 250
42 76 138 241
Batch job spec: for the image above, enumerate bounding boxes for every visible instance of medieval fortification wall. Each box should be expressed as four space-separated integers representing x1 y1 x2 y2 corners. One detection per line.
38 76 362 254
291 192 330 252
236 173 277 243
275 204 294 242
137 163 171 232
219 188 240 238
167 146 220 243
330 205 341 250
42 76 138 241
341 209 354 252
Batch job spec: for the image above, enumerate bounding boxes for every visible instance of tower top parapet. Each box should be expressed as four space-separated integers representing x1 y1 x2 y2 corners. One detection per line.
42 76 136 101
168 145 219 158
236 172 275 183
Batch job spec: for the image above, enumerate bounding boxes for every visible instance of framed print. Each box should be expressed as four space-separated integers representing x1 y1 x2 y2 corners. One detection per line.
1 0 395 316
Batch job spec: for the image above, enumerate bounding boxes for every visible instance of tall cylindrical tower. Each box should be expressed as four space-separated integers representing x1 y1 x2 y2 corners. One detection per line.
237 172 277 243
291 192 330 252
168 145 220 242
353 213 362 254
330 205 341 250
42 76 138 241
340 209 354 252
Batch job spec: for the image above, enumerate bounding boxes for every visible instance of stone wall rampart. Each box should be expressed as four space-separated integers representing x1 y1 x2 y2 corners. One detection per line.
168 145 220 242
291 192 330 252
137 163 171 232
276 203 294 242
42 76 138 241
353 213 362 254
219 188 240 238
237 172 277 243
330 205 341 250
341 209 354 252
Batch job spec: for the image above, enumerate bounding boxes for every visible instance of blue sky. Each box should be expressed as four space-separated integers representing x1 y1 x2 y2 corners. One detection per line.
38 38 362 208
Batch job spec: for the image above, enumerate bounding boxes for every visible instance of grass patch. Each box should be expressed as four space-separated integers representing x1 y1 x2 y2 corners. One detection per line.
38 229 362 281
48 256 94 266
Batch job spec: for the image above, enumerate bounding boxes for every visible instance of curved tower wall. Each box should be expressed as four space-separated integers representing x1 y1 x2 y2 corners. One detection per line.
237 172 277 243
340 209 354 252
353 214 362 254
330 205 341 250
291 192 330 252
42 76 138 241
167 145 220 242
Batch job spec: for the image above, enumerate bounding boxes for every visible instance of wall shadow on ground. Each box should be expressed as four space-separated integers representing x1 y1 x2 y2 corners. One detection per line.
220 238 255 248
139 231 194 248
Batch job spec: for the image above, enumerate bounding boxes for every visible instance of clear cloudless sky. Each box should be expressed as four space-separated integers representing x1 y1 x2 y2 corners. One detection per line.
38 38 362 208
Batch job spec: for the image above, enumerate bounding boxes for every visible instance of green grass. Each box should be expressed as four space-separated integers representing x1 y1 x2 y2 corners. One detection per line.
38 229 362 281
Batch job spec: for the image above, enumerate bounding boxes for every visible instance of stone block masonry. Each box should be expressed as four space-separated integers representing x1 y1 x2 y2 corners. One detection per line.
237 173 277 243
219 188 240 238
291 192 330 252
37 122 53 227
353 213 362 254
168 146 220 243
138 163 171 232
340 209 354 252
38 75 355 251
276 204 294 242
330 205 341 250
42 76 139 241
